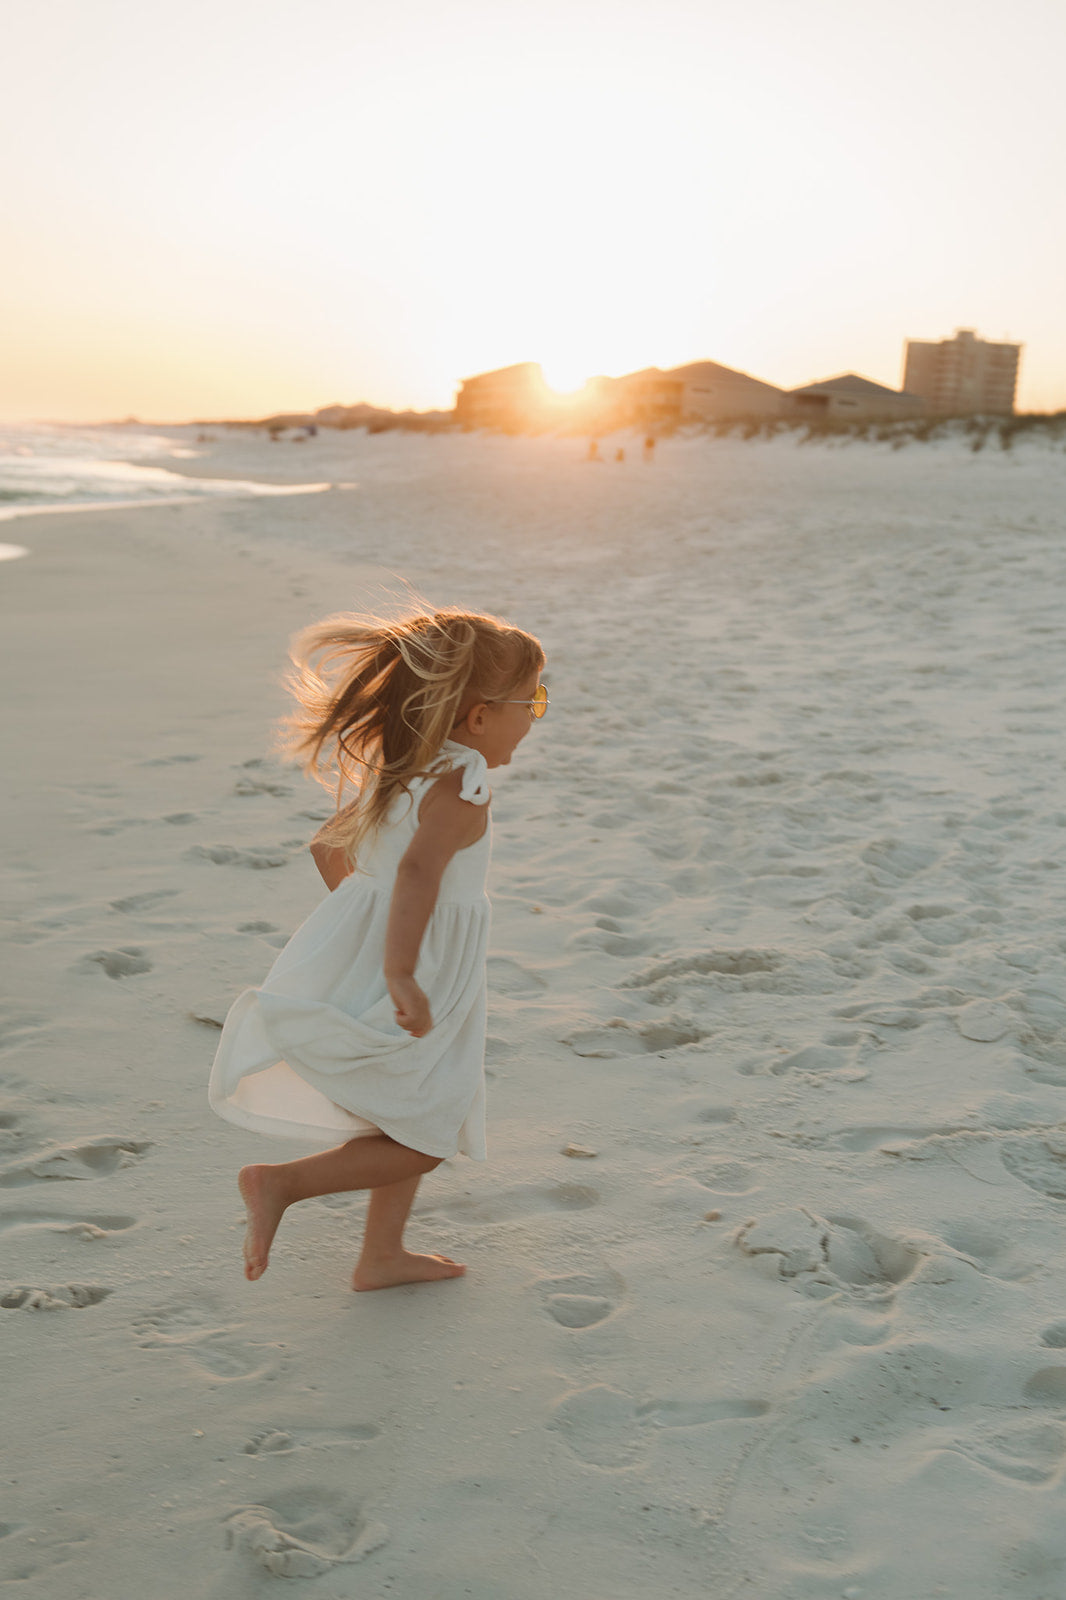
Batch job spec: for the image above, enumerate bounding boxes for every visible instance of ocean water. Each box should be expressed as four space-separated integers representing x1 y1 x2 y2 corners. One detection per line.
0 424 328 527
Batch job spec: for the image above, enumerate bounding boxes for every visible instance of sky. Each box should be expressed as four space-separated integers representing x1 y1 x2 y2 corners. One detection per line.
2 0 1064 421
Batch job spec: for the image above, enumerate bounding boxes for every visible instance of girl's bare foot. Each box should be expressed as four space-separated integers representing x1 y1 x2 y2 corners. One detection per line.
351 1251 467 1292
238 1165 289 1281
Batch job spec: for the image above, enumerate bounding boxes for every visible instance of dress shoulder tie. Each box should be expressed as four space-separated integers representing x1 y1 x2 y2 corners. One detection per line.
436 740 491 806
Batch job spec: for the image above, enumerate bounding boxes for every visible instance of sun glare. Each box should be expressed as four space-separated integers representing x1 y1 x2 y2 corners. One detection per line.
541 362 593 396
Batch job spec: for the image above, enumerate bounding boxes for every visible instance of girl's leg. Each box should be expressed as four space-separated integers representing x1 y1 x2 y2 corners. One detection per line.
352 1172 466 1292
238 1132 440 1282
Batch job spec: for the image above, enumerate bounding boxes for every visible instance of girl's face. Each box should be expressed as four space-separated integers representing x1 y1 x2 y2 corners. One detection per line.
462 669 545 768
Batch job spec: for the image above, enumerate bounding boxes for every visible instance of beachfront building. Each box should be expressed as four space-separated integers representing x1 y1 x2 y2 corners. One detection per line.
902 328 1021 415
601 368 686 430
454 362 550 432
788 373 926 423
666 360 785 420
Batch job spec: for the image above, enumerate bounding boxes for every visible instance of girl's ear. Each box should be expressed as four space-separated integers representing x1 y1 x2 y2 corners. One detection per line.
464 701 489 734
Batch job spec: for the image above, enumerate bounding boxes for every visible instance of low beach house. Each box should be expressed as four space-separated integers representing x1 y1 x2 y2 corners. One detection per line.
666 360 786 421
788 374 927 423
608 369 686 430
600 361 785 428
454 362 550 432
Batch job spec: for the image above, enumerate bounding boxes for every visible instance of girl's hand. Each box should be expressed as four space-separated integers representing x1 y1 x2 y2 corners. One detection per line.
388 975 432 1038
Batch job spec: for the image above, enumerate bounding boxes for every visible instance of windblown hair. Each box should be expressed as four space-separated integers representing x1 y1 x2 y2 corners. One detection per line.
279 606 545 865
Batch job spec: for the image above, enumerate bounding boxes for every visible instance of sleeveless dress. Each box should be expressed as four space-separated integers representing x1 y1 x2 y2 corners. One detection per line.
207 741 491 1161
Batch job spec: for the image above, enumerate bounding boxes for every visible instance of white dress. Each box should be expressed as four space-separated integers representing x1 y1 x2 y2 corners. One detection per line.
208 741 491 1161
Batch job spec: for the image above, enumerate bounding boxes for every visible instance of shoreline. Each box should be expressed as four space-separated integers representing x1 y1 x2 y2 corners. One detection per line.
3 418 1061 537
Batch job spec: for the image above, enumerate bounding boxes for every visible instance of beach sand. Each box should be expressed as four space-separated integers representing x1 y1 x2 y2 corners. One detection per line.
3 426 1066 1596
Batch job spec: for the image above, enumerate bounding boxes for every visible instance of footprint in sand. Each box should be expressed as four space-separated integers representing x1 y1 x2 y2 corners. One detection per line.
740 1043 858 1079
243 1424 380 1455
0 1098 26 1147
536 1266 626 1328
736 1208 923 1296
624 949 781 987
860 838 940 881
1008 991 1066 1080
90 817 150 836
134 1300 283 1382
583 884 671 921
0 1510 94 1587
691 1104 737 1125
693 1161 756 1196
1000 1136 1066 1201
1022 1369 1066 1409
934 1218 1038 1283
906 917 978 953
81 948 153 979
0 1011 46 1052
565 1019 704 1058
905 902 962 923
834 999 927 1031
233 775 293 798
110 890 180 914
933 1418 1066 1485
0 1208 136 1239
188 844 292 869
486 956 548 997
433 1182 598 1226
825 1123 970 1153
223 1489 387 1578
237 920 279 935
547 1383 770 1469
1 1283 112 1311
572 923 654 959
1040 1322 1066 1349
0 1136 150 1188
1017 1054 1066 1089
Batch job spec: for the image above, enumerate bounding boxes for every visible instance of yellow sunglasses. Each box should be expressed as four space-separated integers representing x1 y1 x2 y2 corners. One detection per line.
496 684 549 719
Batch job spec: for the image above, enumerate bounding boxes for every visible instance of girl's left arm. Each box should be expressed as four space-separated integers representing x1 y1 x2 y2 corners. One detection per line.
385 774 486 1036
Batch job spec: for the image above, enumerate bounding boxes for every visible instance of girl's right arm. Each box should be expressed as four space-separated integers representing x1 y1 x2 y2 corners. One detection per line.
385 771 487 1037
310 834 353 891
309 801 359 890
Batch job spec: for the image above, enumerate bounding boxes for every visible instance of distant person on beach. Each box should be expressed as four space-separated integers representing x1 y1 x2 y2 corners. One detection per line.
586 438 602 462
615 447 626 463
643 435 656 463
209 608 548 1290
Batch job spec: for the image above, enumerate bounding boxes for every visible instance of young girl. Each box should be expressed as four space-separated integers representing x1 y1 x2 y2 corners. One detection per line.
208 606 547 1290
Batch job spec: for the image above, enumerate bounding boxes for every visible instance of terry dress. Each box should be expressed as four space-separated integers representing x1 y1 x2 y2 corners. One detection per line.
208 741 491 1161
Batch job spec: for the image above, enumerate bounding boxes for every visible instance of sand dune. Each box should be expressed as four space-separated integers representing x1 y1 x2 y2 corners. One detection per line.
2 426 1066 1596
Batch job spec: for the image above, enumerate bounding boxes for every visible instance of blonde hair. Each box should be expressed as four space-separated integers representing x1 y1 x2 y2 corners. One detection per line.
279 605 545 864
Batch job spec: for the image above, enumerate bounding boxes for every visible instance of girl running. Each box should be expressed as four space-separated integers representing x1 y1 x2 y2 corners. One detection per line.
209 607 547 1289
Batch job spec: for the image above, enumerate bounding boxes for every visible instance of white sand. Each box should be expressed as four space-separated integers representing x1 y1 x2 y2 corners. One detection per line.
3 425 1066 1596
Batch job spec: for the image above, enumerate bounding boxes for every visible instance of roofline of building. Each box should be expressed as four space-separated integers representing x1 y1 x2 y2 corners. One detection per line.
790 372 924 399
457 361 543 386
664 360 783 393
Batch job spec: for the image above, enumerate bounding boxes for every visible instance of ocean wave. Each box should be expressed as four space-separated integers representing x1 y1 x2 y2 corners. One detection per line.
0 425 330 524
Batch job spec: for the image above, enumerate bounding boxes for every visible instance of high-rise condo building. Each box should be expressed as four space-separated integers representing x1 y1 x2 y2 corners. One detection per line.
902 328 1021 415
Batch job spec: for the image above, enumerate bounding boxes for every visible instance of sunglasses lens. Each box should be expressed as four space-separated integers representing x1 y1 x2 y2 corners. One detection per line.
535 685 548 718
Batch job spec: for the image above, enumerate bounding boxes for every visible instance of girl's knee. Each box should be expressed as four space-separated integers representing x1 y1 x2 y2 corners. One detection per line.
381 1135 443 1174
